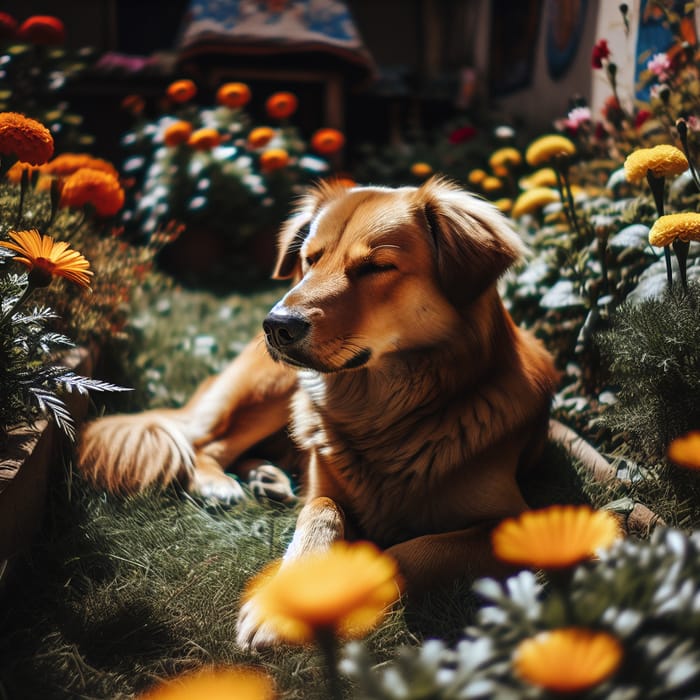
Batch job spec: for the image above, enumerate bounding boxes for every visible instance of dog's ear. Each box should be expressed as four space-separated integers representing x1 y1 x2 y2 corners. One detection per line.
273 181 349 280
414 176 526 306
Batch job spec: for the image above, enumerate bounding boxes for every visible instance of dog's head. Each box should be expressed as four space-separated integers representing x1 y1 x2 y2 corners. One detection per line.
263 177 525 373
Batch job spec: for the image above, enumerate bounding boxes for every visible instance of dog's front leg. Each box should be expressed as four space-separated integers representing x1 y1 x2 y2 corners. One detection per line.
236 496 346 649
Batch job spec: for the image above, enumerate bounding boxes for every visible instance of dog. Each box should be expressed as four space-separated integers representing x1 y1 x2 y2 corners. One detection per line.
80 177 573 647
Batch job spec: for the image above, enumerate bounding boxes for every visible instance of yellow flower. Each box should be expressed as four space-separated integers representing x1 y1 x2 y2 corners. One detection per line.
468 168 488 185
0 112 54 165
241 541 401 643
167 79 197 104
511 187 559 219
492 505 621 570
0 229 93 289
515 628 623 693
525 134 576 167
520 167 558 189
188 127 221 151
494 198 513 213
410 162 433 178
668 430 700 469
247 126 276 149
163 121 193 147
489 147 522 171
139 666 276 700
481 175 503 193
311 128 345 155
259 148 290 173
648 212 700 247
216 82 251 109
623 144 688 184
60 168 125 217
265 92 298 120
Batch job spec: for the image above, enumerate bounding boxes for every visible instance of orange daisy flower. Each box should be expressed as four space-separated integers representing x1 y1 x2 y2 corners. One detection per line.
216 82 252 109
492 505 622 570
139 666 276 700
18 15 65 45
60 168 125 217
241 541 401 644
188 128 221 151
247 126 276 150
167 79 197 104
515 628 623 693
259 148 290 173
410 162 433 178
0 229 93 289
667 430 700 470
163 121 193 147
265 92 298 120
0 112 54 166
311 128 345 155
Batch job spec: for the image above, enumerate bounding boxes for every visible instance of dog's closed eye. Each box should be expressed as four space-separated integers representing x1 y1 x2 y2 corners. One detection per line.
355 260 397 277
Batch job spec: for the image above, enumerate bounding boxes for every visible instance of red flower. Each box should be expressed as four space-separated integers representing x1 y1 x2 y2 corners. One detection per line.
448 125 477 144
591 39 610 69
18 15 65 45
634 109 652 129
0 12 18 40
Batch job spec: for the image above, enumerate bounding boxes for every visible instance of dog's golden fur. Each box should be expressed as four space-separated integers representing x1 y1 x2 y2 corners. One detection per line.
79 177 564 646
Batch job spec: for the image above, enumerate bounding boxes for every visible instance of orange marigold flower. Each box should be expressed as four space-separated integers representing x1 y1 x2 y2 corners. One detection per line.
265 92 298 120
525 134 576 167
247 126 276 149
311 128 345 155
468 168 488 185
241 541 401 644
188 127 221 151
0 112 54 165
624 144 688 184
0 229 92 289
511 187 560 219
216 82 251 109
6 161 41 183
18 15 65 45
139 666 276 700
60 168 125 217
43 153 119 179
259 148 289 173
481 175 503 193
515 628 623 693
648 212 700 247
667 430 700 469
167 79 197 104
410 162 433 178
492 505 621 570
163 121 193 147
121 94 145 116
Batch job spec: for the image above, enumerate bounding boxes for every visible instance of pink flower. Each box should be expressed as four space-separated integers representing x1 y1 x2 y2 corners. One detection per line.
647 52 672 82
591 39 611 69
687 115 700 132
565 106 592 130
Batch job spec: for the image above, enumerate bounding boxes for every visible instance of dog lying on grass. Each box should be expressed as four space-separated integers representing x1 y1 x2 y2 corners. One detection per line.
79 177 588 647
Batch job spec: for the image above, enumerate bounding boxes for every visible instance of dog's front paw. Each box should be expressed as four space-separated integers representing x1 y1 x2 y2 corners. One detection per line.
236 596 285 650
247 462 297 504
191 471 247 504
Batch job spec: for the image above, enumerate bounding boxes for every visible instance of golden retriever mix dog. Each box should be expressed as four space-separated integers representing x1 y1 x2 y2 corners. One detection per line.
79 177 562 646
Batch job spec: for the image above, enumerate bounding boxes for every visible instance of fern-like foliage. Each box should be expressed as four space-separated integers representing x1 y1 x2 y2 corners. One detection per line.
595 282 700 461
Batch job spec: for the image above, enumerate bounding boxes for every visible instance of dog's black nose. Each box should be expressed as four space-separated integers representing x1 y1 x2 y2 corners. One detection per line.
263 310 310 348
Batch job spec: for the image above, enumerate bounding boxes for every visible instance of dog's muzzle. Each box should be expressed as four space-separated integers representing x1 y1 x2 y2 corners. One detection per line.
262 309 310 353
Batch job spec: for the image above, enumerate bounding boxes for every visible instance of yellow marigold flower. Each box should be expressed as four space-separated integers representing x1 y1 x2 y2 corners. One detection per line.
648 212 700 247
0 229 92 289
511 187 560 219
265 92 298 120
525 134 576 167
241 541 401 644
163 121 193 147
668 431 700 469
494 198 513 213
139 666 276 700
481 175 503 193
492 505 621 570
216 82 251 109
468 168 488 185
43 153 119 179
259 148 290 173
60 168 125 218
410 162 433 178
624 145 688 184
489 147 522 172
167 79 197 104
247 126 276 150
188 127 221 151
520 167 558 189
311 128 345 155
0 112 54 165
515 628 623 693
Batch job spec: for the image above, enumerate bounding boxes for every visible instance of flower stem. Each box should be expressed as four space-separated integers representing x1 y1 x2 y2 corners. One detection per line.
316 627 344 700
646 171 673 288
